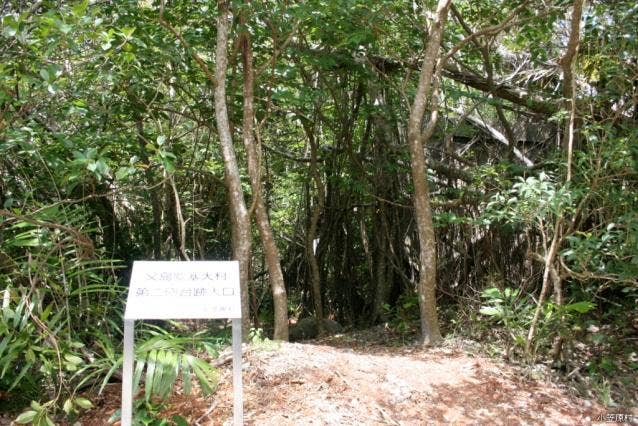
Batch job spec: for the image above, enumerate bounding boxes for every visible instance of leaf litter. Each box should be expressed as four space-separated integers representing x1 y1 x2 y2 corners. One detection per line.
74 327 633 426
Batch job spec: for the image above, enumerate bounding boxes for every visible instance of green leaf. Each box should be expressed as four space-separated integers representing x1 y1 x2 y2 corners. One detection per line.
145 350 157 401
591 333 606 344
63 399 74 414
74 397 93 409
15 410 38 424
564 301 595 314
120 27 136 38
185 356 218 395
159 350 179 399
107 409 121 424
115 166 135 180
181 357 192 396
133 358 146 395
479 306 502 317
172 415 189 426
59 23 73 34
163 161 175 173
2 16 18 37
513 334 526 346
152 350 166 397
481 288 502 299
9 363 32 391
64 354 83 365
72 0 89 17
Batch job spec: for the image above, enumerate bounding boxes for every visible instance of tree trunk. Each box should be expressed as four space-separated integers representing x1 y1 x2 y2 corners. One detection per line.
239 9 289 341
406 0 451 346
215 0 251 335
550 0 584 360
302 120 325 333
561 0 584 181
372 209 389 322
371 112 392 323
167 174 189 260
135 119 162 259
526 218 563 356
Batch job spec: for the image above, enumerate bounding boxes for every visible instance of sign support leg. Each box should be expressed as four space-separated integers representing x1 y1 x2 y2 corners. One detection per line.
232 318 243 426
122 319 135 426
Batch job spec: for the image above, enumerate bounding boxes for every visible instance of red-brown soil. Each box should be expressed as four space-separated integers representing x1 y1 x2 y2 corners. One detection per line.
65 328 635 426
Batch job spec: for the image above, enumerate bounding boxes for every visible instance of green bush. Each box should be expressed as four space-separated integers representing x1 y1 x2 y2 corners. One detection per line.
1 206 225 424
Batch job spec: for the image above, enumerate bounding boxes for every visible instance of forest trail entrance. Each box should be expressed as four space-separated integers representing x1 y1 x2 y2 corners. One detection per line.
77 328 612 425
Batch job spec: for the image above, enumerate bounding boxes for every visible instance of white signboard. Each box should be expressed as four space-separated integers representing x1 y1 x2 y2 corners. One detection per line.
125 261 241 319
122 261 243 426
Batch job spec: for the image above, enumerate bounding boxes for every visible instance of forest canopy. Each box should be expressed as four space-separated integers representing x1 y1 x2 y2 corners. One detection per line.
1 0 637 422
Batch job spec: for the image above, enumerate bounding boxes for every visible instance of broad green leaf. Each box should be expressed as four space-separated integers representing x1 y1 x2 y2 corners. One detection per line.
479 306 502 317
115 166 135 180
74 397 93 409
159 350 179 399
64 354 83 365
145 350 157 401
120 27 136 38
2 16 18 37
15 410 37 424
186 356 218 395
152 349 166 397
63 399 74 414
181 357 192 396
133 358 145 395
72 0 89 16
564 301 596 314
481 288 502 299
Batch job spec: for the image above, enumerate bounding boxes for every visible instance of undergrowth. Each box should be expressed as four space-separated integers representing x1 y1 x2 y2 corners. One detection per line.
0 206 232 425
442 287 638 409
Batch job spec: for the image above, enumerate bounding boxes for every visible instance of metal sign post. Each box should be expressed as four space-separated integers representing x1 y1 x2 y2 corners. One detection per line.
121 261 243 426
232 318 243 426
121 319 135 425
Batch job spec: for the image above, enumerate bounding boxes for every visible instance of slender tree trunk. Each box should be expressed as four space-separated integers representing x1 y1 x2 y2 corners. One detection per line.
373 210 389 322
239 9 289 341
167 174 189 260
526 218 563 356
215 0 251 334
561 0 584 181
548 0 584 360
371 112 392 322
406 0 451 346
303 121 325 333
135 119 162 259
550 265 564 363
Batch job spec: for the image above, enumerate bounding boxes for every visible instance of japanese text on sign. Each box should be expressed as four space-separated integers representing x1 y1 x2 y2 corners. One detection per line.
124 261 241 320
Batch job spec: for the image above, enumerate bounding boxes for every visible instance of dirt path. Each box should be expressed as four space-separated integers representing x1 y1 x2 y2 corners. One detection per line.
208 340 602 425
79 332 625 425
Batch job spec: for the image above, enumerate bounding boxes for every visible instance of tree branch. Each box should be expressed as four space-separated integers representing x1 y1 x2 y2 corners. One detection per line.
159 0 217 88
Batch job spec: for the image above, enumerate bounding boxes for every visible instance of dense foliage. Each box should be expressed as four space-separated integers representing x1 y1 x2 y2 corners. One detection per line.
1 0 636 422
